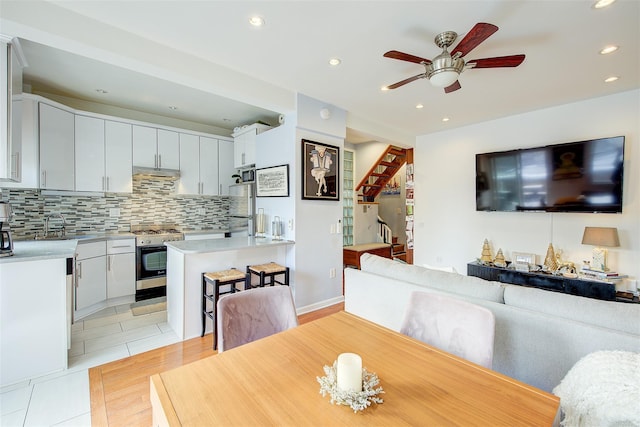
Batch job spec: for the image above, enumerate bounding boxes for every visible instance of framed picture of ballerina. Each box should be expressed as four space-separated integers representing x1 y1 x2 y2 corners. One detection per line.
302 139 340 201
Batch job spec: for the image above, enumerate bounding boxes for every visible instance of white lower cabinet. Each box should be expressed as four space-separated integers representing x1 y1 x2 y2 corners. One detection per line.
75 241 107 313
107 239 135 299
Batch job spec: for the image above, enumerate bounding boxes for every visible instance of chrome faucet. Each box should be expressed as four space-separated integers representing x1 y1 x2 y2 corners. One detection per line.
45 213 67 238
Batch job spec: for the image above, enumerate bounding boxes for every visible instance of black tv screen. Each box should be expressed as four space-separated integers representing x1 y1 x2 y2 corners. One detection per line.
476 136 624 213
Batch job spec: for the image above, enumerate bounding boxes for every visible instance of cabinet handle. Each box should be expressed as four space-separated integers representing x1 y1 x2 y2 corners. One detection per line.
42 170 46 187
77 262 82 280
219 184 222 194
158 154 162 168
242 153 245 165
108 255 112 271
12 152 19 180
102 176 106 191
154 154 158 168
106 177 110 191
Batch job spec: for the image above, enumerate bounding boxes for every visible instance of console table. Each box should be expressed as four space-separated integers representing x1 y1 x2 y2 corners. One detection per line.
467 262 617 302
343 243 392 269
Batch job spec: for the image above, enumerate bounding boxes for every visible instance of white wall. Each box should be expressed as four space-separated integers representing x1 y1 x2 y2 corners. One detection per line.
414 90 640 285
293 94 346 309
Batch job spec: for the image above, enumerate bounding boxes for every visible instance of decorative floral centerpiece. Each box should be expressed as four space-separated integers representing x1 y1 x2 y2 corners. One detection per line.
317 361 384 413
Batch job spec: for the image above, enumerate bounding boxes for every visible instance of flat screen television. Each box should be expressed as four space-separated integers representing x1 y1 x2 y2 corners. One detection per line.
476 136 624 213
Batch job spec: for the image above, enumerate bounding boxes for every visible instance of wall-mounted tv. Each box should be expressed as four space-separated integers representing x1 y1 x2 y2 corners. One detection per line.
476 136 624 213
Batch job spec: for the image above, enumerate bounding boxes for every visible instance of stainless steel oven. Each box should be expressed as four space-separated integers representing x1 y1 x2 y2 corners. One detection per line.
132 225 183 301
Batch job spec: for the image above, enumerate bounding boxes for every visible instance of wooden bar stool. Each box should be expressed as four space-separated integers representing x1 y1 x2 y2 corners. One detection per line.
202 269 249 349
247 262 290 288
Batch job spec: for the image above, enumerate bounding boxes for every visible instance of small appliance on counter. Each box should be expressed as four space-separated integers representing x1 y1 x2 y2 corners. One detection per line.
228 182 256 236
0 202 14 257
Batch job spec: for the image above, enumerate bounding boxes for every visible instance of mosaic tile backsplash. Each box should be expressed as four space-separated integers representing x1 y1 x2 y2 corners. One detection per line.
1 176 230 240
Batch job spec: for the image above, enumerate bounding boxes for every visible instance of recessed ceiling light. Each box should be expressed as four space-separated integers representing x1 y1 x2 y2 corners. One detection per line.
95 89 108 94
415 104 424 109
599 45 619 55
604 76 619 83
328 58 341 66
168 106 178 110
442 117 450 122
249 16 264 27
593 0 616 9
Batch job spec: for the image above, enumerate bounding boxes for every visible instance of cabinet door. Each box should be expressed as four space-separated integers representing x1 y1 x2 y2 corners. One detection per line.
199 136 219 195
107 252 135 299
76 255 107 310
39 103 75 190
3 98 38 189
157 129 179 170
178 133 200 195
75 115 105 192
218 139 236 196
133 125 157 168
105 121 132 193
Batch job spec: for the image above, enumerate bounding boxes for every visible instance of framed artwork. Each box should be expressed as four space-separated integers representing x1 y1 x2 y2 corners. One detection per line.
302 139 340 201
256 164 289 197
512 252 536 265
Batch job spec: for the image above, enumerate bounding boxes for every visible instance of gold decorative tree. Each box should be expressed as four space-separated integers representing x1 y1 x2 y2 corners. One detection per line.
494 248 506 268
544 243 558 272
480 239 493 265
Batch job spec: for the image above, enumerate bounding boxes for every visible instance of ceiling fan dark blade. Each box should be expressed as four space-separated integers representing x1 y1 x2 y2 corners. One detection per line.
451 23 499 58
384 50 432 65
444 80 461 93
386 73 426 90
467 54 526 68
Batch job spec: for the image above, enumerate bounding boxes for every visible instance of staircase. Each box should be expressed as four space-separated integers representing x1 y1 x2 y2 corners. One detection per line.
391 237 407 262
377 219 406 262
356 145 407 203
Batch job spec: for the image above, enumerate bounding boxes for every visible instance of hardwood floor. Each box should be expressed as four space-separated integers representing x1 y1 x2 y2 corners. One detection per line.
89 302 344 426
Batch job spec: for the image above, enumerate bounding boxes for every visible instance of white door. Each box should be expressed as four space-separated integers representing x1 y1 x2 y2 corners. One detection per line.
157 129 180 169
105 121 132 193
199 136 219 195
76 256 107 310
133 125 157 168
218 139 236 196
107 253 135 299
178 133 200 195
75 115 105 192
39 103 75 190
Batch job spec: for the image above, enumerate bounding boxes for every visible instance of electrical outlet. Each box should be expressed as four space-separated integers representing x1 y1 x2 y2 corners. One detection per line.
288 219 294 230
330 224 336 234
329 268 336 278
109 208 120 217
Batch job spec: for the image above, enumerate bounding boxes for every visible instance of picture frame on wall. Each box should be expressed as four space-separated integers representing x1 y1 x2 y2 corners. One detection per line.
256 164 289 197
302 139 340 201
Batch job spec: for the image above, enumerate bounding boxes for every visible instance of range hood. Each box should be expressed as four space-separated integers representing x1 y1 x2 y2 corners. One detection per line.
132 166 180 179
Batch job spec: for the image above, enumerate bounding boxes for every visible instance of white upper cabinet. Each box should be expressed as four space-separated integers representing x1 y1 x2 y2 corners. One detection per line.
133 126 179 170
75 117 132 193
157 129 180 170
218 139 236 196
132 125 156 168
178 133 200 195
2 97 39 189
105 121 132 193
75 115 105 192
39 103 74 191
232 123 270 168
178 134 219 196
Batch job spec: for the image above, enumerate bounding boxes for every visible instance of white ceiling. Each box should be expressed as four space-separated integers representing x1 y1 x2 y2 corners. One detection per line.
4 0 639 144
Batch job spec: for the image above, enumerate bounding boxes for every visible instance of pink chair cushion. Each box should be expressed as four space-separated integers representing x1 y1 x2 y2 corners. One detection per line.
400 291 495 368
217 286 298 352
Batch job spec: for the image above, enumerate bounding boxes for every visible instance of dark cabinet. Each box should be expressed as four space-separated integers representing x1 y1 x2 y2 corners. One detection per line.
467 263 616 301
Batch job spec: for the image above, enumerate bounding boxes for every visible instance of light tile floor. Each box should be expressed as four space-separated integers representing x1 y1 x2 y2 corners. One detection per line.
0 303 179 426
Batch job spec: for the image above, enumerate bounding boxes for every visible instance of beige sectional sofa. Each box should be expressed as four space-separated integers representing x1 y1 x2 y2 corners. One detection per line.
344 254 640 393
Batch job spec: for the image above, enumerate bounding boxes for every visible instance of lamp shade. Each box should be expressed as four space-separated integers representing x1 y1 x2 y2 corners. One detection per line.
429 70 459 87
581 227 620 247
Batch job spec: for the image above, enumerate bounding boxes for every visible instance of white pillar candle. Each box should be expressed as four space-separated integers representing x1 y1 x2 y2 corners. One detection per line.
256 209 265 233
336 353 362 392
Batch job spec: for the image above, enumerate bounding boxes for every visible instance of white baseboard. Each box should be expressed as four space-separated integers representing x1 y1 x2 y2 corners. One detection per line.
296 296 344 315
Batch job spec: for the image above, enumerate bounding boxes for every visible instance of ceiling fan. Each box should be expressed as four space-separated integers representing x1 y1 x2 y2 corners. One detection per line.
383 23 525 93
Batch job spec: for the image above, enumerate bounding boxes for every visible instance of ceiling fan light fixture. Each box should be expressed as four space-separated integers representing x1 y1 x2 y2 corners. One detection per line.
429 69 459 87
593 0 616 9
604 76 619 83
599 45 619 55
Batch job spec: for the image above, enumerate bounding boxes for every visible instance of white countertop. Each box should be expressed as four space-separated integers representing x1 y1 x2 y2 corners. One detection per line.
165 236 294 254
1 234 134 264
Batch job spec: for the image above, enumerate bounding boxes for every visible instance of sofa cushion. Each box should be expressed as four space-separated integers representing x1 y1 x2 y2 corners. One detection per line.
360 254 505 303
504 285 640 336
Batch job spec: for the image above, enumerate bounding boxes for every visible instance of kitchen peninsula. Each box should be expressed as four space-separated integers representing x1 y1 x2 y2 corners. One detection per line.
165 236 294 340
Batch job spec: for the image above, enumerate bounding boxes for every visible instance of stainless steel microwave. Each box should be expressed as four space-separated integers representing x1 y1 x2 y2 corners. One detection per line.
241 169 255 183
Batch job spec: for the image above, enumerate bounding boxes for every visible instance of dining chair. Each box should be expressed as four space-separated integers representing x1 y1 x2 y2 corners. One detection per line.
400 291 495 368
216 285 298 352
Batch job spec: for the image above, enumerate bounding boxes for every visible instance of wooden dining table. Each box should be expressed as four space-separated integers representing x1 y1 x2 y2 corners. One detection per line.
150 311 560 426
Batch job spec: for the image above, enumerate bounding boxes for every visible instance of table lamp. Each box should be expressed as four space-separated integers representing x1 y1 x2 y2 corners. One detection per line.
581 227 619 271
